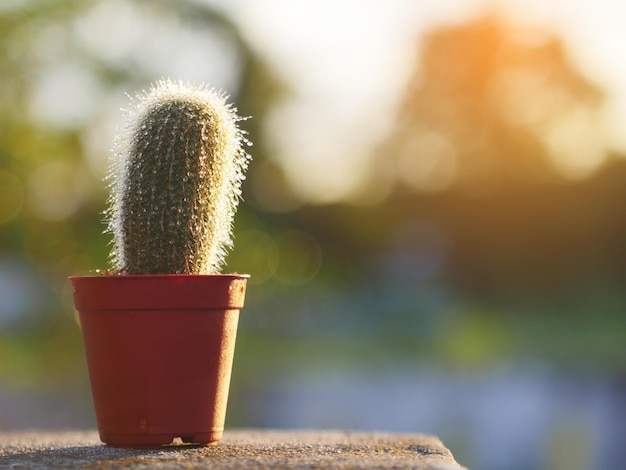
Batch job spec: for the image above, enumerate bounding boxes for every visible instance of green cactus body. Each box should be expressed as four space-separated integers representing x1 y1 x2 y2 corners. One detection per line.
108 79 250 274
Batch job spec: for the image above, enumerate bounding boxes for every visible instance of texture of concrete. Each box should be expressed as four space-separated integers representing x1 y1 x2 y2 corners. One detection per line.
0 429 466 469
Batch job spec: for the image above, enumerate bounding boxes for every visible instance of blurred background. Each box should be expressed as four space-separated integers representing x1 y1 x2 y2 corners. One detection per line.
1 0 625 468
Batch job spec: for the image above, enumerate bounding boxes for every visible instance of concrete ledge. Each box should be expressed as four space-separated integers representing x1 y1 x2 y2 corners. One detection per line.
0 429 466 469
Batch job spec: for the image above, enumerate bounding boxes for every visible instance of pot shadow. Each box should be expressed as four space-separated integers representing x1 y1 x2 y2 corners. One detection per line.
0 442 212 468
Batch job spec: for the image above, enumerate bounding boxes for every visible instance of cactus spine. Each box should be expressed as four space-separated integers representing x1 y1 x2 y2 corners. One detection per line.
107 79 250 274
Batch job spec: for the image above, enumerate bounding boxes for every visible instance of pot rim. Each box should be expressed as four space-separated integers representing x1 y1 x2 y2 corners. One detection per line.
69 273 250 280
70 273 249 311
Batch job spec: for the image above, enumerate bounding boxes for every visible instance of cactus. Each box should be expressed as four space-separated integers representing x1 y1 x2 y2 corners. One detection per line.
107 79 250 275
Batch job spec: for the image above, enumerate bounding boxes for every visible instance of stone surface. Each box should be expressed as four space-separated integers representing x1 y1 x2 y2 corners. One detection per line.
0 429 467 469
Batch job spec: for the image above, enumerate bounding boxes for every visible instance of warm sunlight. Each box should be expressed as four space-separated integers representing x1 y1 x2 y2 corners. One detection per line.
221 0 626 201
3 2 626 469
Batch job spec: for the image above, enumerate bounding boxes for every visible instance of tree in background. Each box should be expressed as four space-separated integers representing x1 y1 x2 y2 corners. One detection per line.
385 14 605 193
367 14 626 303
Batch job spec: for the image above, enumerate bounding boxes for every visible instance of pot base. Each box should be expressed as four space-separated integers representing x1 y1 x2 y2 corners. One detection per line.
102 431 222 448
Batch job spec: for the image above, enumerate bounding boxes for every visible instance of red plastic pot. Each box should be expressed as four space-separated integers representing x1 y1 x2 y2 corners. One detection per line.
69 274 248 448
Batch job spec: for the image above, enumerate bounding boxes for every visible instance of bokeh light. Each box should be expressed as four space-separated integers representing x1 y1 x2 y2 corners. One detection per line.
269 230 322 284
0 170 24 225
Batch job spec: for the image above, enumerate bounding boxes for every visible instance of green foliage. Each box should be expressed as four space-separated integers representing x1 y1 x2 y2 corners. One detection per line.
108 79 250 274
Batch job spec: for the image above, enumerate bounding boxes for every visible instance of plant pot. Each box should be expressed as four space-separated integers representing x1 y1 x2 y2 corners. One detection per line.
69 274 249 448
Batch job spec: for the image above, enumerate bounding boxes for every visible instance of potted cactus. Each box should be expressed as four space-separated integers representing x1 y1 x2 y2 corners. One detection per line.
70 79 251 448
